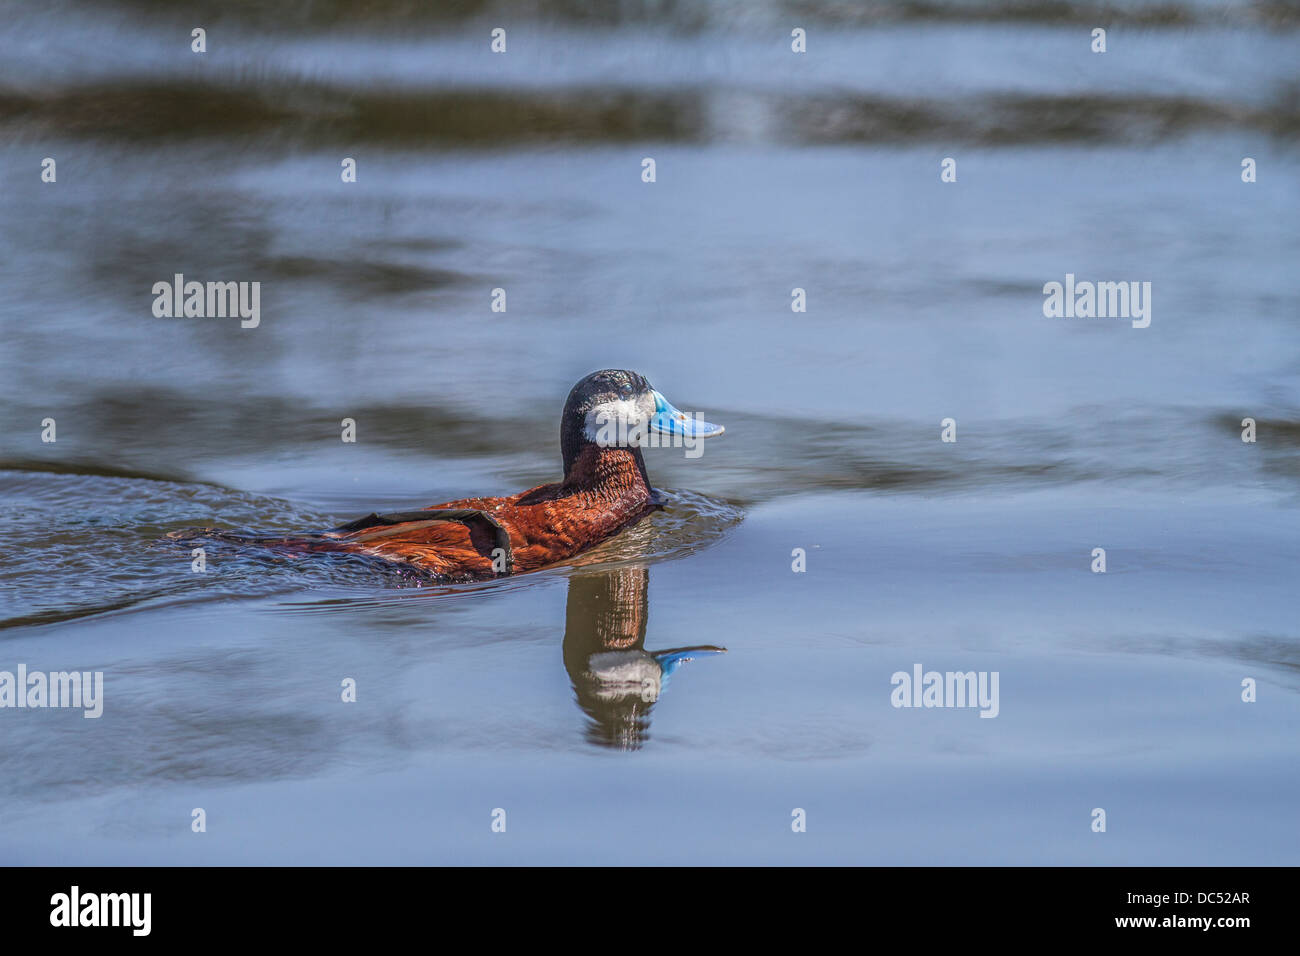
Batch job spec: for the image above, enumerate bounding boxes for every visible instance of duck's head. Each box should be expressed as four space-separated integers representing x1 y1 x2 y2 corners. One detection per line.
560 369 725 478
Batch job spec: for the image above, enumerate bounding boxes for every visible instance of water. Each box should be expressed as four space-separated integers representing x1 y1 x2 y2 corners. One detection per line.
1 0 1298 864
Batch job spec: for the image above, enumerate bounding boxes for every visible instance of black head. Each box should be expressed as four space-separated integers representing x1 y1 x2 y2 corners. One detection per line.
560 369 656 477
559 369 726 481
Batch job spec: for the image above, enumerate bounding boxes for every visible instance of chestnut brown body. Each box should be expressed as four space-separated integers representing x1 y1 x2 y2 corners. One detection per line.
288 445 655 580
179 370 722 582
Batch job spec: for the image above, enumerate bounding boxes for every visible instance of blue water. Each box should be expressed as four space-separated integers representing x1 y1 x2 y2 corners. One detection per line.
1 0 1298 864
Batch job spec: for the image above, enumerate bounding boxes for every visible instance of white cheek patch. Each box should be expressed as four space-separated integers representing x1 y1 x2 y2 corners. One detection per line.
584 399 651 446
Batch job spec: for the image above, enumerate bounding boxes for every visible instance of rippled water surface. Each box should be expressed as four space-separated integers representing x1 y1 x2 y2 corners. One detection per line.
1 0 1298 864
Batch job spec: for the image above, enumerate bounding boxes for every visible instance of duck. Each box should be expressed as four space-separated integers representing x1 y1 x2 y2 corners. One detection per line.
181 370 724 580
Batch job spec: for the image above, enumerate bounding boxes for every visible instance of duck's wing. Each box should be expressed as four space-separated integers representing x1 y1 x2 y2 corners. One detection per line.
321 505 516 578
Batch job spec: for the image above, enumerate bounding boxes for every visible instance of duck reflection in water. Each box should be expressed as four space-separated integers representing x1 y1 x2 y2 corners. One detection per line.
562 565 724 750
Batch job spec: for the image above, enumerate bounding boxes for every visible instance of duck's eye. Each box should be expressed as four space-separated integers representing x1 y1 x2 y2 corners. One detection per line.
618 383 634 400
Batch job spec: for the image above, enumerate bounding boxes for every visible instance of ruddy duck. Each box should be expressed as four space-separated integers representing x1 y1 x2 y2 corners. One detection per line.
179 370 724 580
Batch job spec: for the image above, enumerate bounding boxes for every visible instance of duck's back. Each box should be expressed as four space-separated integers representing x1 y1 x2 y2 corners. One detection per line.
326 477 654 579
